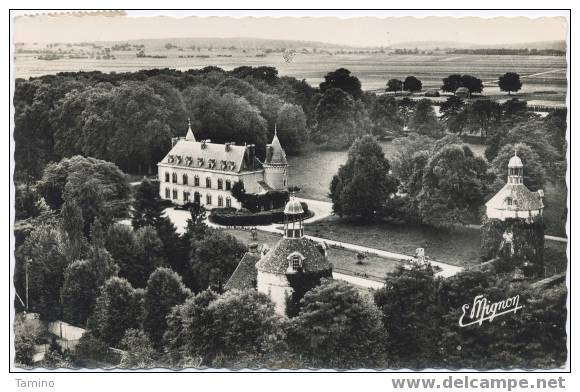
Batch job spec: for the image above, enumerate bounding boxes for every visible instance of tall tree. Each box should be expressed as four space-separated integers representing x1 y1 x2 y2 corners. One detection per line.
441 74 463 93
208 290 282 357
369 95 404 137
330 135 399 219
498 72 522 95
408 99 444 138
89 277 142 347
105 224 143 288
386 79 403 95
275 103 308 154
164 289 219 363
313 88 366 148
403 76 423 93
319 68 362 99
143 267 191 347
374 264 441 368
60 199 88 262
60 260 99 326
439 96 466 134
37 155 131 229
131 179 165 230
417 144 491 227
289 280 385 368
20 225 68 319
189 230 246 292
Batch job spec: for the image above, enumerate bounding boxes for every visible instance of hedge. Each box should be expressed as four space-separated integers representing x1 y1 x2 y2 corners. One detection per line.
209 203 311 227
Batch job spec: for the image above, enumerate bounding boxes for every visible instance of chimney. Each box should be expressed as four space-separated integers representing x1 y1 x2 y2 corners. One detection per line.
246 144 256 169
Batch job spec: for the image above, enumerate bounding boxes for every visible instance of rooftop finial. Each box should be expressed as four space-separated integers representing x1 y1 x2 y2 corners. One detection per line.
274 123 277 136
514 148 518 157
185 117 196 141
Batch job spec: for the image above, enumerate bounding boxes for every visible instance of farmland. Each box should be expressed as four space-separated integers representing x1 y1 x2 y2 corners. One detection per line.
15 49 566 105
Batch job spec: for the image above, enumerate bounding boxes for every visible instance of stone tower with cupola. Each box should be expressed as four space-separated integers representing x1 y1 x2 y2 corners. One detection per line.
250 197 333 316
482 151 546 276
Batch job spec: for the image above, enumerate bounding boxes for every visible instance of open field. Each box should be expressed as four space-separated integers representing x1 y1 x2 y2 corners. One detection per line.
223 227 400 282
305 215 568 269
15 51 566 104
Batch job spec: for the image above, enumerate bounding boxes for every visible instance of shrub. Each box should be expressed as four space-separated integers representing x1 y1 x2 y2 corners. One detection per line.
209 204 312 227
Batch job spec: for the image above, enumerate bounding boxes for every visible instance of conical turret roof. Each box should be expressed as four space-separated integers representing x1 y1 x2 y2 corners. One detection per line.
185 118 196 141
265 127 288 166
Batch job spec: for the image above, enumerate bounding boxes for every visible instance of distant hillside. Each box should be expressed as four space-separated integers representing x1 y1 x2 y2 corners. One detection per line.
97 37 353 51
387 40 566 51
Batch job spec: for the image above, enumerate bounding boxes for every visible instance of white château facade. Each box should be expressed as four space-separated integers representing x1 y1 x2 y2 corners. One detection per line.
157 121 288 209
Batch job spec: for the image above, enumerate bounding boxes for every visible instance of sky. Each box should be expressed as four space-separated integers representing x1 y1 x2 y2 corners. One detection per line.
13 11 568 47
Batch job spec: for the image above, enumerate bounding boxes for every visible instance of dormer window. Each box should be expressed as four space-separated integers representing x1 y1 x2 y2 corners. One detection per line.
506 197 513 206
228 161 236 171
287 252 305 272
208 159 216 169
198 158 205 167
221 160 228 170
167 155 174 163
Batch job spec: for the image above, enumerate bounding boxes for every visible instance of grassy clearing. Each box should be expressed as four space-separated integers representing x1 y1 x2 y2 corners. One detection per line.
222 228 400 282
306 216 481 267
305 215 568 270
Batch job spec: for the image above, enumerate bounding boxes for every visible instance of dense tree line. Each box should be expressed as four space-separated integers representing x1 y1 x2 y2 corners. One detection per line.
14 66 314 181
330 99 566 228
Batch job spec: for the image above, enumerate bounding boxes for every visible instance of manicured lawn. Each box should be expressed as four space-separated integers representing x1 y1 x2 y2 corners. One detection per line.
305 216 482 267
305 215 568 271
223 228 400 282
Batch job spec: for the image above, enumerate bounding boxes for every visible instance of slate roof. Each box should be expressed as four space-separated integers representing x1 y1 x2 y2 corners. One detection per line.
256 237 332 274
224 245 260 291
486 183 544 211
159 139 251 174
264 132 288 166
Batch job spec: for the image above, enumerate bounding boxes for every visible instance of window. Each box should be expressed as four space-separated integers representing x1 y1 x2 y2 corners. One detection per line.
225 180 231 191
183 174 188 185
206 194 212 205
184 192 190 202
218 195 223 207
172 189 178 200
292 256 301 271
194 175 200 187
206 177 212 188
217 179 223 190
283 178 287 187
226 197 231 208
165 188 170 198
165 172 170 182
172 172 177 184
506 197 513 206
